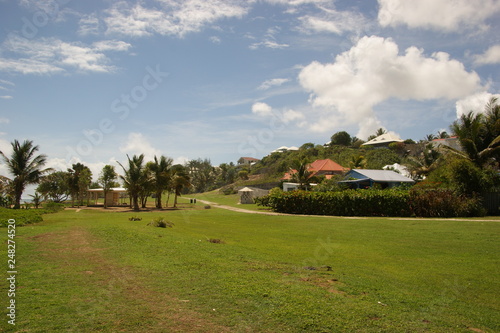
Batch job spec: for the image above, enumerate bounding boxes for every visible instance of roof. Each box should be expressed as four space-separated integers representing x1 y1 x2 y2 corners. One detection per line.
282 158 347 180
239 157 260 162
346 169 414 183
309 159 346 172
238 187 254 192
88 187 127 192
362 133 403 146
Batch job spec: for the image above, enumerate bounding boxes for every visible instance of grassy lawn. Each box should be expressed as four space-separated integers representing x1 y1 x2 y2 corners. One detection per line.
186 190 271 212
1 206 499 332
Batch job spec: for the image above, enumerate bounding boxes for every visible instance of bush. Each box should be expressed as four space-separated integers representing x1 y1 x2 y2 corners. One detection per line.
257 186 487 218
43 202 65 213
147 217 174 228
257 188 411 217
409 185 486 217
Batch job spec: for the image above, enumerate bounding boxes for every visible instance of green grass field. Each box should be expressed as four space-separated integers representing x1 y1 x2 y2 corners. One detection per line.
1 202 499 332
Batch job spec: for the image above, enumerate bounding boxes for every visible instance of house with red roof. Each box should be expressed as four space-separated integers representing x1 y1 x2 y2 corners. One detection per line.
282 158 348 181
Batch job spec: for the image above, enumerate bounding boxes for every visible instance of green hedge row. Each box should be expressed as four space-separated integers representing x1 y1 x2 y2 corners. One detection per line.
0 202 65 227
256 187 486 217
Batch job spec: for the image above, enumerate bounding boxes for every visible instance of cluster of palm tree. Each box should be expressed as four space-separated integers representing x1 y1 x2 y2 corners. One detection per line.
117 154 191 211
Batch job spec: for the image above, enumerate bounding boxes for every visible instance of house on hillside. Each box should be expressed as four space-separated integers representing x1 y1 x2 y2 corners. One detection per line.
270 146 299 154
282 158 348 182
238 157 260 167
362 133 403 148
431 136 462 151
339 169 415 189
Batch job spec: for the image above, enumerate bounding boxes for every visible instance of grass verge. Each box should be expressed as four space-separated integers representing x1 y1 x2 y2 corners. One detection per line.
1 207 499 332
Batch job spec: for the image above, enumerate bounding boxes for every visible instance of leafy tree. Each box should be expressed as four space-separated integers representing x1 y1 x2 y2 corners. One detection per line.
37 171 70 203
147 156 173 209
187 159 216 193
0 175 13 207
67 163 92 207
238 170 249 180
98 165 118 209
0 140 50 209
330 131 352 146
118 154 147 211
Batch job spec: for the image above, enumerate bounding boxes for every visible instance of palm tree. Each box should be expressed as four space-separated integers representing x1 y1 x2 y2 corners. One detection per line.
29 192 43 209
349 155 367 169
450 98 500 167
0 140 50 209
171 165 191 208
290 159 311 190
406 143 441 179
147 155 173 209
117 154 147 211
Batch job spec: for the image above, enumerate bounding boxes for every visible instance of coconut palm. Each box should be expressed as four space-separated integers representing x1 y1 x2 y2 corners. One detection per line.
289 159 311 190
0 140 50 209
117 154 147 211
171 165 191 208
450 97 500 167
147 155 173 209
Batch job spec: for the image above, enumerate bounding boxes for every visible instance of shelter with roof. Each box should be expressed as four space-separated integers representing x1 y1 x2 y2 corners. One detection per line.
339 169 414 189
362 133 403 148
87 187 128 207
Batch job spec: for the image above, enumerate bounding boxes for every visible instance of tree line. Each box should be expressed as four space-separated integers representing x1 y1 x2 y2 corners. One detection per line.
1 98 499 210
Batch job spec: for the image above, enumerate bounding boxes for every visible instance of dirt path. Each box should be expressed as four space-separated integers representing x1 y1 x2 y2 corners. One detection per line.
31 225 232 332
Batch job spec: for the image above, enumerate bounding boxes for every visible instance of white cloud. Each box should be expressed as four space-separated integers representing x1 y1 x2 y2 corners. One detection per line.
258 78 290 90
473 45 500 65
249 26 289 50
0 35 130 74
78 14 100 36
209 36 222 44
0 96 13 100
263 0 329 5
378 0 500 31
456 92 500 117
0 118 9 124
298 7 368 35
252 102 273 116
119 132 161 162
298 35 482 138
104 0 249 38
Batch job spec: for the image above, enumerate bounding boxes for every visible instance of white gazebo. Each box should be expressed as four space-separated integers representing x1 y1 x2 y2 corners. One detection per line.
238 187 254 204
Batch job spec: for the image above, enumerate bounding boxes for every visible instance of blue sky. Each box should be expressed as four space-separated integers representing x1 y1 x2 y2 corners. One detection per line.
0 0 500 180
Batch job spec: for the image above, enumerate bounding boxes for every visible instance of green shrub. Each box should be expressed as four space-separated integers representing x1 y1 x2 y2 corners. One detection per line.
147 217 174 228
409 185 486 217
257 186 486 218
0 208 44 227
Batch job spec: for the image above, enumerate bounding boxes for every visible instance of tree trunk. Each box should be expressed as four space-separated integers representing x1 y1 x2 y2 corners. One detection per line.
156 191 162 209
103 190 108 209
173 193 178 208
132 195 140 211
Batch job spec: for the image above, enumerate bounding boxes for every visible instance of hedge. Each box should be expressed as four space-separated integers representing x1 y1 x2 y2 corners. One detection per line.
256 187 486 218
0 202 65 227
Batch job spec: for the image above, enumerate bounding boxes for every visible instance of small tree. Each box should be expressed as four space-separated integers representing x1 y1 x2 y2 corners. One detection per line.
330 131 352 146
98 165 118 209
37 171 70 203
